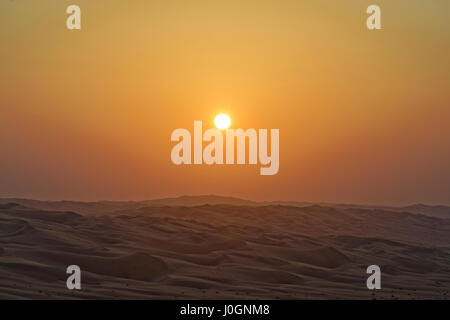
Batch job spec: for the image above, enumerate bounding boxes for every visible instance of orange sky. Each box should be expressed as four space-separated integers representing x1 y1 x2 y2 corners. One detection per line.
1 0 450 205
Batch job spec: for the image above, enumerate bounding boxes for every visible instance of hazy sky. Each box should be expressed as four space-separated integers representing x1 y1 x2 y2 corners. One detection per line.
1 0 449 205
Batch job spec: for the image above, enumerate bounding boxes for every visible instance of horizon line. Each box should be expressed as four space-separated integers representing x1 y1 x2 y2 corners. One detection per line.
0 194 448 208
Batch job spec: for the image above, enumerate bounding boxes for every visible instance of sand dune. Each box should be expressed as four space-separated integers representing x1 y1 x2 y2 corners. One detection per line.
0 198 449 299
2 196 449 218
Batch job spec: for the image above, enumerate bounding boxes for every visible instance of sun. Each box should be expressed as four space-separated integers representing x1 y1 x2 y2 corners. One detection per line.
214 113 231 130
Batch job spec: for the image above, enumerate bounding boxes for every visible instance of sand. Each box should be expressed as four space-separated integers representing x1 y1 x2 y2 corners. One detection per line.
0 197 449 299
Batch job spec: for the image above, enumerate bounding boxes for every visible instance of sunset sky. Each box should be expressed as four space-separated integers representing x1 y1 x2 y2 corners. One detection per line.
1 0 449 205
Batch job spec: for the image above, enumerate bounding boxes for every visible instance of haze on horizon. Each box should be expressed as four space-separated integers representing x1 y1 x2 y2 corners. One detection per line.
1 0 450 205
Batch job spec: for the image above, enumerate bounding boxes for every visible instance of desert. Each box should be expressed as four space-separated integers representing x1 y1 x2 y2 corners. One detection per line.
0 196 448 299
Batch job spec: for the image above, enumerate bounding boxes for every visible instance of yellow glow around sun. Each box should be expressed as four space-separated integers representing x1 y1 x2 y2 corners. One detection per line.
214 114 231 130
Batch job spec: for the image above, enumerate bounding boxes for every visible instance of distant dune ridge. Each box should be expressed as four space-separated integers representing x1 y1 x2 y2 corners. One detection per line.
0 196 449 299
1 195 449 218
